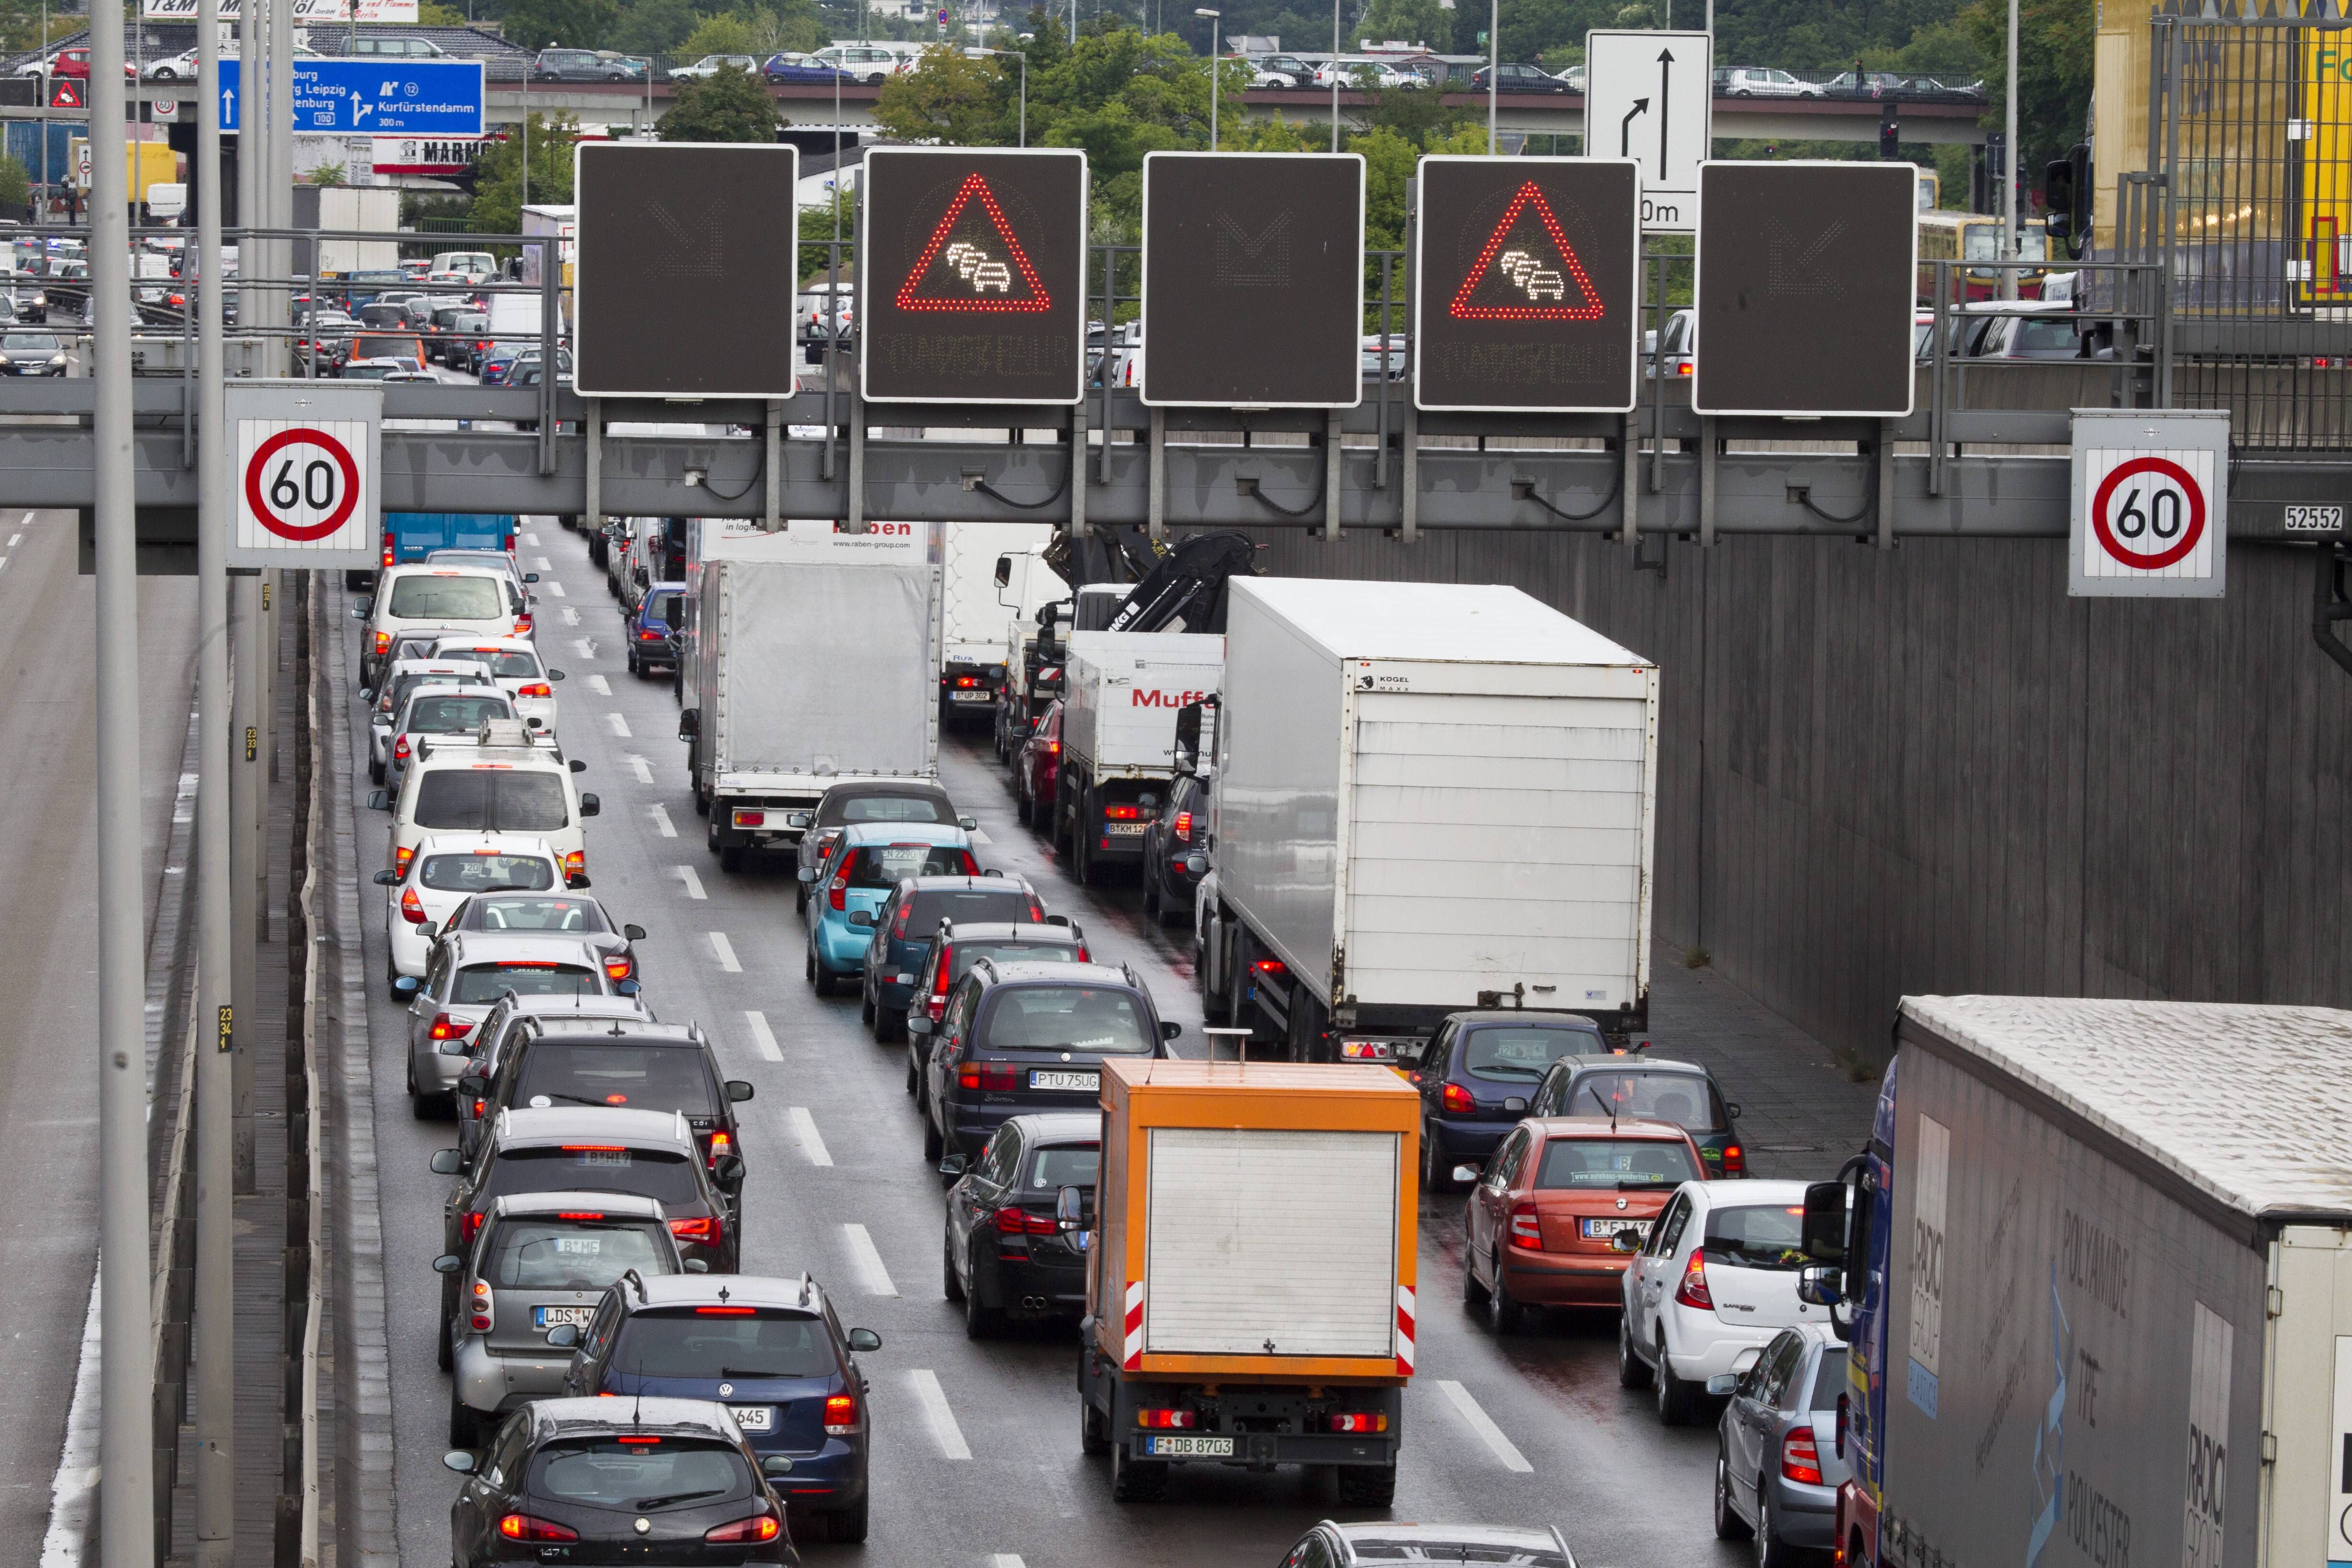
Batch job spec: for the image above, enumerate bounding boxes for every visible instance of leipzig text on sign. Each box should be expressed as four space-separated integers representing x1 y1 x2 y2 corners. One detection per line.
1414 156 1640 413
1582 29 1710 233
573 141 800 399
1692 160 1917 418
2068 410 2230 598
226 382 381 569
859 147 1090 405
216 58 484 136
1140 151 1366 408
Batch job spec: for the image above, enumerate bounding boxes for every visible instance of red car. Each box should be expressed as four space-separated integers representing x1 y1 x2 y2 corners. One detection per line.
1460 1115 1708 1334
23 48 138 80
1015 698 1063 830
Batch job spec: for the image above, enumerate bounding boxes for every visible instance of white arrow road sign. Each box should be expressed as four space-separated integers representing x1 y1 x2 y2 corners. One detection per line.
1583 29 1711 233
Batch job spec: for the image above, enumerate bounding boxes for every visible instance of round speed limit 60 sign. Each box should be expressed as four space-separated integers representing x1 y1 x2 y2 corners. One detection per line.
228 399 379 568
244 426 361 540
2070 418 2228 599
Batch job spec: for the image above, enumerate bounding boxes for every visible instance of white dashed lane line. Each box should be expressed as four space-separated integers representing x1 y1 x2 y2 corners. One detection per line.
843 1224 898 1298
572 638 597 660
533 556 552 571
604 713 631 737
969 828 992 845
674 866 706 900
991 1557 1029 1568
623 753 652 783
586 674 612 696
561 606 579 626
1435 1380 1533 1473
524 531 541 546
788 1107 833 1166
709 931 741 972
546 580 566 597
648 804 676 838
6 533 18 546
906 1370 969 1458
745 1010 781 1061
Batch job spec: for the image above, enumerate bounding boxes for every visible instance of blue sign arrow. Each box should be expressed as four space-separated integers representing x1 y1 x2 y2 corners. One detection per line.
216 58 484 136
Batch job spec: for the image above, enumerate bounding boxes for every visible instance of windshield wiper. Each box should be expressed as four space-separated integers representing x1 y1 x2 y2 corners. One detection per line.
632 1488 729 1510
520 1089 607 1108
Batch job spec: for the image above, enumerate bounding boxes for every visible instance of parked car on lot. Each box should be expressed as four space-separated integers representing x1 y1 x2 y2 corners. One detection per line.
941 1110 1098 1335
1710 1323 1852 1562
1470 61 1569 92
763 49 853 83
530 46 644 81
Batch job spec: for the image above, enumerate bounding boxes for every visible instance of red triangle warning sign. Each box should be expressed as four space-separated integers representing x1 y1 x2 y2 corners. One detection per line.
49 77 82 110
1449 181 1604 322
894 172 1052 315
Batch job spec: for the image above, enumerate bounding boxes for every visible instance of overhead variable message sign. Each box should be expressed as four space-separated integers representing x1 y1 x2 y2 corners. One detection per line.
215 58 484 135
572 141 799 399
1414 156 1640 413
2068 410 2230 598
226 381 380 568
1692 160 1917 417
1583 29 1710 232
859 147 1089 405
1140 151 1365 408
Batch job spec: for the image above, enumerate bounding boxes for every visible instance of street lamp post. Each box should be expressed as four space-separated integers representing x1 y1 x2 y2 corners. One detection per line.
1487 0 1499 154
1195 9 1219 151
1329 0 1339 150
980 48 1027 146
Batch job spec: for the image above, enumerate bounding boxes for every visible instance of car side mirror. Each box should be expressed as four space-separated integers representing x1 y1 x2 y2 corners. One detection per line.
548 668 565 681
797 867 816 883
1160 1020 1181 1040
1453 1164 1482 1186
849 909 875 928
429 1148 463 1175
442 1449 476 1473
784 811 813 830
959 816 979 830
366 789 391 811
1055 1184 1087 1228
761 1454 795 1477
358 686 375 702
982 869 1003 878
684 1257 708 1272
1727 1103 1741 1119
1610 1226 1645 1253
619 924 645 942
1798 1263 1844 1308
1044 915 1071 928
907 1015 932 1036
524 572 539 583
432 1253 462 1274
712 1154 746 1185
567 759 586 773
456 1074 487 1097
677 709 700 739
545 1323 580 1349
578 794 600 817
993 553 1012 588
847 1327 882 1352
392 975 421 997
373 869 400 885
1802 1181 1849 1262
938 1153 968 1178
1706 1372 1742 1396
725 1079 754 1102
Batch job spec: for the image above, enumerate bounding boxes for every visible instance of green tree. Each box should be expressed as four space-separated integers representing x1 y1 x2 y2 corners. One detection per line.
873 44 1013 141
0 153 29 213
306 159 346 185
416 1 467 21
498 0 616 50
680 11 765 55
1961 0 2090 188
469 110 580 235
1356 0 1451 49
608 0 701 54
659 65 787 138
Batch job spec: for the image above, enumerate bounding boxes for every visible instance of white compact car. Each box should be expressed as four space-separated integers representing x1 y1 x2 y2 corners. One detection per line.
428 635 564 736
376 832 568 987
1617 1178 1832 1425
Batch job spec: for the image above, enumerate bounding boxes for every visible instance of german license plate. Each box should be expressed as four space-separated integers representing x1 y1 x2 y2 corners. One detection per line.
534 1305 595 1330
1582 1217 1651 1241
2286 504 2345 533
1148 1434 1233 1457
950 689 991 702
728 1405 773 1432
1031 1070 1099 1092
1104 821 1146 836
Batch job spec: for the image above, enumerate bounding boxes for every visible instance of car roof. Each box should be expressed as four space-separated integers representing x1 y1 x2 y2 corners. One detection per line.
1526 1115 1698 1141
923 921 1078 944
1330 1521 1573 1557
1687 1176 1813 1206
1000 1111 1101 1143
630 1273 821 1311
976 959 1134 988
822 779 952 803
490 1189 667 1220
494 1105 694 1149
1559 1055 1715 1080
415 833 557 858
445 931 604 964
410 739 569 772
1447 1009 1605 1029
499 994 650 1022
838 821 968 845
523 1020 700 1048
530 1395 740 1440
900 873 1026 894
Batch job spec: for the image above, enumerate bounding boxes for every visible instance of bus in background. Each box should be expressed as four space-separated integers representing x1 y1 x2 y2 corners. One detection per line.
1917 208 2046 302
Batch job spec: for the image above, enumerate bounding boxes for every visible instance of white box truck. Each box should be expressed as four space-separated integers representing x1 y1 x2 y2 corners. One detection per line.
1812 995 2352 1568
1055 630 1223 886
677 518 940 872
938 521 1056 725
1199 577 1657 1060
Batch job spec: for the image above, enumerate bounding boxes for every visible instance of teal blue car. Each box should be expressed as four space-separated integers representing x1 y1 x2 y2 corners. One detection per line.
804 822 980 996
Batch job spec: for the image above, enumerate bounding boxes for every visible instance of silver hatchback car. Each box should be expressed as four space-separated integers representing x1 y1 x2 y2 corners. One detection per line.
1709 1322 1851 1561
394 930 615 1113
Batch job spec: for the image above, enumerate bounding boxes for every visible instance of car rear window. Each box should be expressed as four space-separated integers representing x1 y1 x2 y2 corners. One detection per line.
446 649 540 678
452 961 600 1004
529 1438 751 1510
1461 1025 1606 1083
461 895 607 933
2014 318 2079 352
486 1146 702 1208
847 843 975 886
516 1044 716 1115
614 1309 839 1378
413 769 568 832
1022 1142 1099 1192
418 853 553 893
644 591 680 626
831 794 950 826
981 986 1151 1054
1347 1540 1571 1567
406 693 510 732
954 941 1080 979
354 334 420 359
1536 1136 1698 1188
485 1218 674 1289
1563 1069 1726 1133
907 888 1037 931
1809 1346 1850 1410
387 574 502 620
1702 1203 1809 1272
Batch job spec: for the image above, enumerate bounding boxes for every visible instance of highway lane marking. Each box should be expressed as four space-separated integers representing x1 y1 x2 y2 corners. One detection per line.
561 606 579 626
674 866 707 900
18 512 31 527
39 1269 104 1566
844 1223 899 1298
709 931 741 971
623 752 652 783
906 1369 969 1458
746 1010 782 1061
969 828 992 845
533 555 552 571
1435 1380 1533 1473
587 674 612 696
788 1107 833 1166
525 531 541 546
649 804 676 838
7 533 18 546
605 712 632 737
573 638 597 659
991 1557 1029 1568
546 580 566 597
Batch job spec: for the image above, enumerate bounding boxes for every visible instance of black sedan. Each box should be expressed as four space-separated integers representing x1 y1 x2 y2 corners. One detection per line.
941 1111 1098 1335
0 331 69 375
1138 771 1208 926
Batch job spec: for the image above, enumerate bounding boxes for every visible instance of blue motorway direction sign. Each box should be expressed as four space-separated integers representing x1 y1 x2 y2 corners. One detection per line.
216 58 484 135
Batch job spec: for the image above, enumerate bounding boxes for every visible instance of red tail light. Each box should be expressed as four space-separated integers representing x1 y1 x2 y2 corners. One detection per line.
563 851 584 882
1045 740 1059 754
959 1060 1018 1092
1328 1412 1388 1433
1251 958 1286 976
498 1514 576 1543
707 1129 731 1166
502 533 515 552
1103 804 1141 820
374 631 392 656
828 865 851 911
1508 1200 1543 1250
637 628 662 641
1674 1250 1714 1310
994 1205 1057 1235
1441 1082 1474 1115
695 1305 755 1315
602 955 633 982
668 1214 719 1247
1174 810 1192 837
427 1013 473 1041
1781 1426 1825 1486
394 844 414 874
459 1210 484 1245
955 675 978 687
733 809 764 828
1135 1408 1195 1429
892 900 911 939
513 614 533 635
517 681 552 698
400 888 429 925
392 733 411 761
929 944 954 1018
380 532 394 568
1722 1143 1746 1176
705 1513 782 1544
823 1392 858 1434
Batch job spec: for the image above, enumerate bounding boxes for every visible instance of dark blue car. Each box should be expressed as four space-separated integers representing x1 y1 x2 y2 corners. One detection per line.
858 872 1045 1042
1411 1010 1616 1191
762 50 854 83
626 578 686 677
557 1271 881 1544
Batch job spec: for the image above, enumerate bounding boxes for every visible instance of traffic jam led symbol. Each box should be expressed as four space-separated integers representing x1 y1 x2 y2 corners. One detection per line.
49 76 80 109
893 172 1051 315
1449 182 1604 321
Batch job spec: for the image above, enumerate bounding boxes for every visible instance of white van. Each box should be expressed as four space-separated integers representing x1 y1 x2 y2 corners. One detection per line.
363 564 529 685
371 720 598 887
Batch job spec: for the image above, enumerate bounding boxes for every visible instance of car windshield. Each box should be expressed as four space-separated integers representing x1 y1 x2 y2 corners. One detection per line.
2 333 56 352
983 986 1152 1054
954 941 1081 979
405 693 509 732
414 769 569 832
1347 1539 1571 1567
1809 1346 1850 1410
846 843 975 887
613 1310 839 1377
1703 1203 1810 1272
1461 1025 1606 1083
1022 1142 1100 1192
462 895 607 933
830 793 950 826
516 1045 717 1114
485 1146 702 1207
530 1439 752 1511
486 1218 673 1289
644 591 680 625
907 887 1039 931
452 961 600 1004
418 853 554 893
387 574 502 620
1568 1070 1725 1132
1534 1137 1701 1189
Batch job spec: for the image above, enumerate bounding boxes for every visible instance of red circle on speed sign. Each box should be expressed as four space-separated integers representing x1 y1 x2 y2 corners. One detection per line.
244 427 360 542
2090 454 2206 571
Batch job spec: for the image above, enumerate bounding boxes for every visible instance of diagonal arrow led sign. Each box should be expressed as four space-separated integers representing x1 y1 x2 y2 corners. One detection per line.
214 57 483 135
1582 27 1710 233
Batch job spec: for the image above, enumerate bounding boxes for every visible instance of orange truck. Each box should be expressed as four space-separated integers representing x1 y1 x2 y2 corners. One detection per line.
1076 1058 1419 1505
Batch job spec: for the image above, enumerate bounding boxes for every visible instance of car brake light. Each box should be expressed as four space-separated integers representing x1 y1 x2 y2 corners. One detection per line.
392 734 411 761
824 1392 859 1434
829 865 851 910
602 955 632 982
707 1129 731 1165
1441 1081 1474 1115
1174 810 1191 837
498 1514 577 1543
734 809 764 828
513 614 533 634
374 631 392 656
563 851 584 882
1328 1412 1387 1433
428 1014 474 1041
638 628 662 641
704 1513 782 1544
955 675 978 687
930 945 953 1018
892 901 911 939
1509 1200 1543 1250
1675 1250 1714 1310
1104 804 1140 820
959 1060 1019 1092
517 681 552 698
400 888 428 924
557 1211 605 1221
1046 740 1059 754
394 845 413 874
1135 1409 1195 1429
502 533 515 552
1782 1426 1825 1485
669 1214 719 1246
1722 1143 1745 1176
380 533 394 567
994 1205 1057 1235
459 1210 483 1244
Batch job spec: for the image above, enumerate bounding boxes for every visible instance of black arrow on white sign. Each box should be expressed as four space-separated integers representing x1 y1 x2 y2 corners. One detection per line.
1656 49 1675 180
1619 97 1650 158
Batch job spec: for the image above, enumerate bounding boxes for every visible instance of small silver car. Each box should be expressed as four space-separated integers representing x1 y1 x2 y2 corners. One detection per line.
1709 1322 1851 1561
1277 1522 1576 1566
453 992 657 1157
394 930 614 1113
436 1190 696 1446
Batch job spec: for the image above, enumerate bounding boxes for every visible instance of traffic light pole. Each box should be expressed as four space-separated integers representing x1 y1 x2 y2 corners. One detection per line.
86 0 157 1560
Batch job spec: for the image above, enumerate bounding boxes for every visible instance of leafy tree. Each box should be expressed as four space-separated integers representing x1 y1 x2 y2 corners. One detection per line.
306 159 347 185
1960 0 2090 190
1356 0 1451 50
874 44 1012 141
0 154 30 213
499 0 617 49
659 64 787 138
469 110 580 235
680 11 765 54
608 0 701 54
